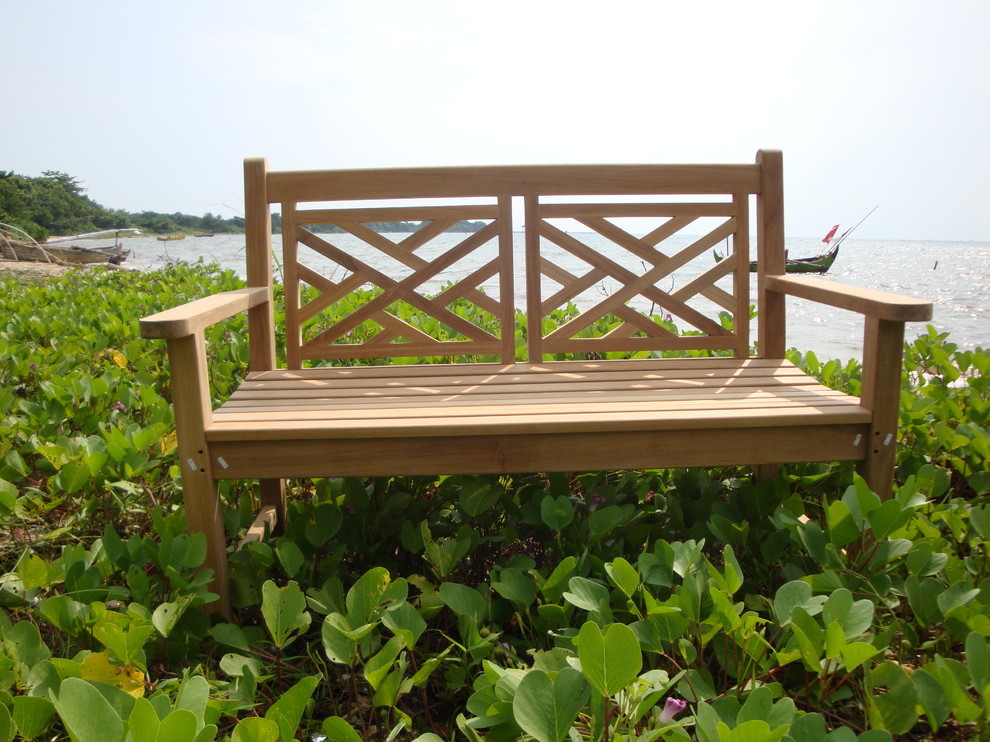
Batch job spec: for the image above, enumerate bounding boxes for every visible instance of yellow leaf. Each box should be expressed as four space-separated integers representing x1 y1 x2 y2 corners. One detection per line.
111 350 128 368
80 651 146 698
160 430 177 456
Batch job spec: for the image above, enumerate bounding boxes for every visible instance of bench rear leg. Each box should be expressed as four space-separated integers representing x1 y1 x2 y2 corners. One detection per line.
753 464 780 481
259 478 286 529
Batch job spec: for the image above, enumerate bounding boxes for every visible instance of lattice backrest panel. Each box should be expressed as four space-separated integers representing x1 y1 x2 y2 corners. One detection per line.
524 196 751 360
281 200 514 366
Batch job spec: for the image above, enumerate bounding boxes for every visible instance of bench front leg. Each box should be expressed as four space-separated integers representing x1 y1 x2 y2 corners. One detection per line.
165 331 231 618
857 317 906 500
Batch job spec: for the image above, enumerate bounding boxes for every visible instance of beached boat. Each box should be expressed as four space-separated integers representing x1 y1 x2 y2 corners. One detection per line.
1 225 136 265
2 241 130 265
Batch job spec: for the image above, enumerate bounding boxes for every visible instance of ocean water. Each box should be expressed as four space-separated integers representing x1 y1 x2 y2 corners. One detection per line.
119 232 989 362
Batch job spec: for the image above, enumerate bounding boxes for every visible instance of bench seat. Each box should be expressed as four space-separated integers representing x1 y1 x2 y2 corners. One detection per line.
204 358 870 479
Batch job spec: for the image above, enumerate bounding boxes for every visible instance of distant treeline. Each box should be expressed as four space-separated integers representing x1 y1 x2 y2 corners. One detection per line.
1 170 485 242
0 170 244 241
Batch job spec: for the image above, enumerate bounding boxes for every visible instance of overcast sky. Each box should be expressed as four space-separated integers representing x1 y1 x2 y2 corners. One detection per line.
5 0 988 241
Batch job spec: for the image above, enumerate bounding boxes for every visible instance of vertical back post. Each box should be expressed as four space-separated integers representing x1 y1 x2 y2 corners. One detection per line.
244 158 276 371
756 149 786 359
244 158 285 540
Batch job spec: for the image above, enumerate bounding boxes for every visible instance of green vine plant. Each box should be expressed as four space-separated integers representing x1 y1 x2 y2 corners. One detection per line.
1 263 988 740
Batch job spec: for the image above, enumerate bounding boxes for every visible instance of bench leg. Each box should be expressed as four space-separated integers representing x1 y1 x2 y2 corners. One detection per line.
259 478 286 530
753 464 780 481
164 332 232 617
236 479 286 550
182 471 232 618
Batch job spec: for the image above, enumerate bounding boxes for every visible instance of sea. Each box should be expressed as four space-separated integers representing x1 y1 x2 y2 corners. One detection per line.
116 232 989 363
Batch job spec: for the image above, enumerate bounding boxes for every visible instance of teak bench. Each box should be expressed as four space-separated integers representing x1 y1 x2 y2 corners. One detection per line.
140 150 932 615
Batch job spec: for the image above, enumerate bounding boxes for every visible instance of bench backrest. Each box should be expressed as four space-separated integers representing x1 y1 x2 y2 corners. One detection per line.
243 150 785 370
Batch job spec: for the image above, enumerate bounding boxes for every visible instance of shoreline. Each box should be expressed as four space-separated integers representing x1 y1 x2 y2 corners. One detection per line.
0 259 136 280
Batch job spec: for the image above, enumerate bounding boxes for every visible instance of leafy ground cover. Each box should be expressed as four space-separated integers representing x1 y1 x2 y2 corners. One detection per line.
0 263 988 741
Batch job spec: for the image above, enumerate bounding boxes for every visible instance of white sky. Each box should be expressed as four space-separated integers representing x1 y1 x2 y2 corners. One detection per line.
4 0 989 241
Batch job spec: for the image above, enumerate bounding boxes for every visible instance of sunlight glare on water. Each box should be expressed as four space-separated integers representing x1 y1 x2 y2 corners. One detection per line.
126 232 988 362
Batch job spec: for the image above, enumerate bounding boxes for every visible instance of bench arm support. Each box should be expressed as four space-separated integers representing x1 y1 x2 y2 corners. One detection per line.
766 274 932 499
139 287 271 339
765 275 933 322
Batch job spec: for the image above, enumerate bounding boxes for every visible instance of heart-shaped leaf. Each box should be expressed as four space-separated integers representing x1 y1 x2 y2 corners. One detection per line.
12 695 55 741
540 495 574 531
261 580 311 649
51 677 124 742
577 621 642 697
512 668 589 742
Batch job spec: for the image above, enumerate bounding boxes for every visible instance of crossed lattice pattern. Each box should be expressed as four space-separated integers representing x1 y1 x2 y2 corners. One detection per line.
283 206 512 365
527 200 750 358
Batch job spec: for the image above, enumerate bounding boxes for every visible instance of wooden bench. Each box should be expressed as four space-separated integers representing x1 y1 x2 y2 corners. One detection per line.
140 150 932 616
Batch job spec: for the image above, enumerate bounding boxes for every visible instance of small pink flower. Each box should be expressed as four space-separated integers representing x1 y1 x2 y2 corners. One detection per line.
659 697 687 724
113 401 126 412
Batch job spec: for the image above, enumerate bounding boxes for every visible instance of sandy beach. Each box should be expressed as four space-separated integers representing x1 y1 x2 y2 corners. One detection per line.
0 259 102 280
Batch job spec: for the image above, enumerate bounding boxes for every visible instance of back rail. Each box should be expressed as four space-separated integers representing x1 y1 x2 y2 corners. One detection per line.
266 164 763 203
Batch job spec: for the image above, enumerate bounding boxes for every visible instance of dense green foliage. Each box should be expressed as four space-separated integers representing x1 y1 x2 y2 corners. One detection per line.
0 263 988 741
0 171 132 241
0 170 243 241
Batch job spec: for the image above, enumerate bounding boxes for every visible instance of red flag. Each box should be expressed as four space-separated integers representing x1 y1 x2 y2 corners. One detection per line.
822 224 839 243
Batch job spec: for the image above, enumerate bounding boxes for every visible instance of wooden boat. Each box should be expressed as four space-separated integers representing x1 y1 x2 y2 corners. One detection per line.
713 243 837 274
2 225 135 265
2 241 130 265
157 234 185 242
714 206 877 275
765 244 838 274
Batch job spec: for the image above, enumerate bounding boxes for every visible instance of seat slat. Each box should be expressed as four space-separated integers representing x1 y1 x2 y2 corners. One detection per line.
243 357 799 380
235 361 816 391
228 378 827 402
213 393 859 420
218 387 852 411
206 403 870 441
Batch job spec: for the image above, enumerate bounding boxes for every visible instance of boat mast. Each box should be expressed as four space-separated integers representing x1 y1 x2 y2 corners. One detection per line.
833 205 879 249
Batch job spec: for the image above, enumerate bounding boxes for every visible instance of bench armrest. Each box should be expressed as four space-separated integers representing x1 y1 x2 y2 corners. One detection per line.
765 274 933 322
140 287 271 339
